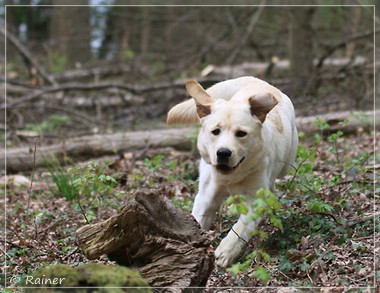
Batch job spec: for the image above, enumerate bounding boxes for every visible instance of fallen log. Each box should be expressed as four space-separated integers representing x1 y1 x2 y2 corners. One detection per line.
2 127 195 173
296 109 379 135
75 189 214 290
208 56 369 78
2 110 377 173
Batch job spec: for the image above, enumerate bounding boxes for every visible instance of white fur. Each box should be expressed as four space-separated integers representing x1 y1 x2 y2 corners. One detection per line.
167 76 298 268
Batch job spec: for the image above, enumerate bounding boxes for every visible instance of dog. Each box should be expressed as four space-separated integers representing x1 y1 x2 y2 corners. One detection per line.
167 76 298 268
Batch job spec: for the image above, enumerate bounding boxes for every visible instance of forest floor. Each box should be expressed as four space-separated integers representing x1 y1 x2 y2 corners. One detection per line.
2 61 378 290
2 123 378 290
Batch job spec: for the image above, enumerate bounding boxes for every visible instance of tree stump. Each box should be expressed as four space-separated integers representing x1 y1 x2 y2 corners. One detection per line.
76 189 215 290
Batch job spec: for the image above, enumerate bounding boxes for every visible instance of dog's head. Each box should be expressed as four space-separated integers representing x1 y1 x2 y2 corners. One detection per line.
186 80 278 175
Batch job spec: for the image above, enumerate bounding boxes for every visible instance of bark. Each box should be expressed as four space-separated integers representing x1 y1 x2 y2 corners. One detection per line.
288 5 317 96
3 110 377 173
76 189 214 289
288 6 316 78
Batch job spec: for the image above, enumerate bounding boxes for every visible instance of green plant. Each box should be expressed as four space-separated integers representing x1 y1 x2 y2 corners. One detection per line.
49 160 117 223
222 116 374 286
226 188 283 284
25 114 71 135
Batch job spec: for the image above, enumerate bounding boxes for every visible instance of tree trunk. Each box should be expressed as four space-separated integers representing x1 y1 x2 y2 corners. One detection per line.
345 7 362 58
140 7 151 60
50 1 91 66
375 2 380 111
288 5 316 96
76 189 215 289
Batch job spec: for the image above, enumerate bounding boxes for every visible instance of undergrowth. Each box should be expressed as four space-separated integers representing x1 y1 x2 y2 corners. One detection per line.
219 117 375 286
4 117 376 289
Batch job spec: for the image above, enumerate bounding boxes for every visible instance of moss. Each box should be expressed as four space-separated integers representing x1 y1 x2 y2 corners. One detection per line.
24 264 80 288
24 263 152 293
77 263 150 288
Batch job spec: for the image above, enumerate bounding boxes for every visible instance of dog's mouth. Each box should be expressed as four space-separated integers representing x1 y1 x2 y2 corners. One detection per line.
216 157 245 174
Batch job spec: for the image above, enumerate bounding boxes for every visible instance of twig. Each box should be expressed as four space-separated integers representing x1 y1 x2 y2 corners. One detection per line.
226 2 266 65
348 211 380 227
307 250 329 270
306 270 314 285
280 150 317 196
316 29 379 69
180 8 255 71
77 196 90 224
0 26 57 86
276 269 295 282
316 212 343 226
0 246 11 259
26 138 38 219
9 105 105 128
0 238 23 250
61 247 79 261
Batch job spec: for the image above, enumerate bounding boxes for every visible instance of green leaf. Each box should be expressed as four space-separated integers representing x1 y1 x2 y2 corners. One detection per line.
300 262 310 271
278 257 295 272
260 251 272 262
270 216 283 231
227 261 250 275
254 265 270 284
237 203 249 215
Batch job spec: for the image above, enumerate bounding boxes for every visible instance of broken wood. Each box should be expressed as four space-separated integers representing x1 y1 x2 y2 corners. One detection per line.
76 189 214 289
2 110 377 173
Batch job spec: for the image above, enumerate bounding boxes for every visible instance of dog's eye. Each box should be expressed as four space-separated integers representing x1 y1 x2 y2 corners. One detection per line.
212 129 221 136
236 130 247 138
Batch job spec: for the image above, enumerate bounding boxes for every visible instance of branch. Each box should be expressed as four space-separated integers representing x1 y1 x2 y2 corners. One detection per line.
226 2 266 65
316 29 379 69
1 26 57 86
3 79 221 108
10 104 104 128
348 211 380 227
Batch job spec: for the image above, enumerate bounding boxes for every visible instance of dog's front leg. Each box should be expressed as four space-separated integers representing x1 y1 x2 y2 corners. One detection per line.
215 209 262 268
192 161 228 230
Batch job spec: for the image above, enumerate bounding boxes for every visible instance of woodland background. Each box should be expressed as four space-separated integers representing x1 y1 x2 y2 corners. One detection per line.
1 1 379 291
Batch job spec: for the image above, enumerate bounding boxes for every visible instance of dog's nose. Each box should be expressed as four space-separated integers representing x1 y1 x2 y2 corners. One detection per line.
217 148 232 159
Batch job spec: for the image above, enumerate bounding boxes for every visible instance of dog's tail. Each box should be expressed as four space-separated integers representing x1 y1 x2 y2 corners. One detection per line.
167 99 198 125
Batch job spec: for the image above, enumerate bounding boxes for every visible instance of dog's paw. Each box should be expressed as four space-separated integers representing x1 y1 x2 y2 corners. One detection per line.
214 236 244 268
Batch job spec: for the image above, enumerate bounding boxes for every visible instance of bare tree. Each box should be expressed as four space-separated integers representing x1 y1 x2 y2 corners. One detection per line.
50 1 91 66
288 5 316 96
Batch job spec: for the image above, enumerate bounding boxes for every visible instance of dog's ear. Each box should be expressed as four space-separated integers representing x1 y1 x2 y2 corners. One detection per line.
186 80 214 119
249 93 278 123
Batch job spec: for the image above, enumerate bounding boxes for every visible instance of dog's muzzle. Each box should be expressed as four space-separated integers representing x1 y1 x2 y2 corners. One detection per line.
216 148 245 174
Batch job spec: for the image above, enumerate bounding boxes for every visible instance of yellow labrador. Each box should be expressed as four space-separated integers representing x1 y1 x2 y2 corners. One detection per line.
167 76 298 268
